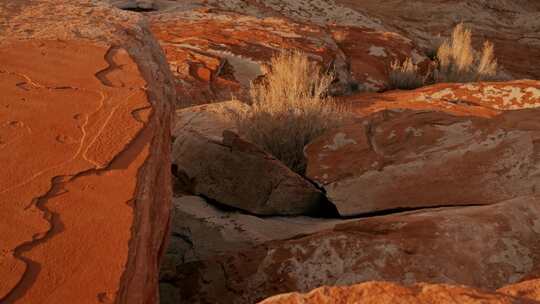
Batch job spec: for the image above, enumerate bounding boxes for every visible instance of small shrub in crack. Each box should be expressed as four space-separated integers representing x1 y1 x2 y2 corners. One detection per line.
232 51 345 175
388 57 425 90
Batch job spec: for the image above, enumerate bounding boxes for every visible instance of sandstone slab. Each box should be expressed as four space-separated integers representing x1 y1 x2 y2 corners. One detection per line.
305 108 540 216
159 195 344 304
162 195 344 266
0 1 174 303
344 80 540 120
259 281 540 304
499 278 540 302
167 195 540 303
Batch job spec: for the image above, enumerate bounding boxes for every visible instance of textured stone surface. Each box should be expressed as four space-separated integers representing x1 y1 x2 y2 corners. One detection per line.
148 5 428 105
0 1 174 303
499 278 540 302
172 123 325 215
145 0 540 106
305 107 540 216
346 80 540 119
162 195 344 265
168 196 540 303
259 281 540 304
162 0 540 79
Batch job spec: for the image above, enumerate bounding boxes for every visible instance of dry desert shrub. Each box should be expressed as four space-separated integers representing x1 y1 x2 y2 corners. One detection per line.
386 23 500 90
434 23 498 82
232 51 344 174
388 57 425 90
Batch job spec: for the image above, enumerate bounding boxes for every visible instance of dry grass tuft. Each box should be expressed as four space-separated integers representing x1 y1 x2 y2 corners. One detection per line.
387 23 501 90
434 23 499 82
388 57 424 90
232 51 344 174
477 41 498 79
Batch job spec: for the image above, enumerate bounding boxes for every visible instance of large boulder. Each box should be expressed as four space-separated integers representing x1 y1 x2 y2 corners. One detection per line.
160 195 343 304
0 1 174 303
167 195 540 303
172 102 326 215
305 107 540 216
259 281 540 304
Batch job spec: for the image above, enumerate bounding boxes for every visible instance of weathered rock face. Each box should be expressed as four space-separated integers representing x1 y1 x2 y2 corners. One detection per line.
0 1 174 303
170 0 540 80
145 0 540 107
160 194 346 295
168 195 540 303
148 4 428 105
164 196 343 264
345 80 540 119
140 2 540 303
259 280 540 304
171 100 246 140
305 107 540 216
332 0 540 80
499 278 540 302
172 102 325 215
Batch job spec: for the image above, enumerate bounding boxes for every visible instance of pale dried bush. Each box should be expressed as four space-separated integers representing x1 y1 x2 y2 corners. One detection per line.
476 41 498 78
434 23 498 82
232 51 344 174
388 57 424 90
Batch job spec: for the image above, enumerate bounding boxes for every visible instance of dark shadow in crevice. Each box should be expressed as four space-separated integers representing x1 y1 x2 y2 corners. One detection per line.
338 203 487 220
196 193 341 220
118 6 156 12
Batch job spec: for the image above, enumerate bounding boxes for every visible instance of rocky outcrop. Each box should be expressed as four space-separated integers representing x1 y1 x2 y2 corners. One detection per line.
148 4 428 105
169 0 540 80
305 107 540 216
332 0 540 80
259 280 540 304
0 1 174 303
159 194 345 303
346 80 540 119
162 196 343 265
168 195 540 303
160 194 346 304
172 102 325 215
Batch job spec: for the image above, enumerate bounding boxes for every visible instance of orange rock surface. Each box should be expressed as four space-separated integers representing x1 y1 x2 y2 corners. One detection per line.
259 280 540 304
0 1 174 303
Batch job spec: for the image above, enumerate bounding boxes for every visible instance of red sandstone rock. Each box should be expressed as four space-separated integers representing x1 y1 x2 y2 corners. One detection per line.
0 1 174 303
259 281 540 304
342 80 540 120
499 278 540 302
168 195 540 303
330 25 430 91
332 0 540 80
149 6 427 105
305 107 540 216
178 0 540 80
172 102 325 215
162 195 343 267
